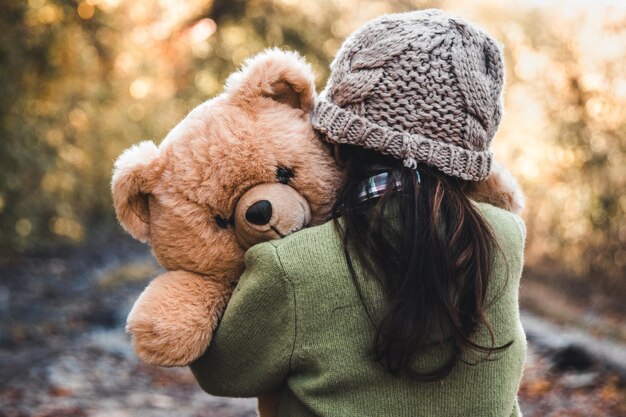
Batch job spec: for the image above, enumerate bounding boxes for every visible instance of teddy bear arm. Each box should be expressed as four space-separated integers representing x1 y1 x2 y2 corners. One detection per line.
126 270 233 367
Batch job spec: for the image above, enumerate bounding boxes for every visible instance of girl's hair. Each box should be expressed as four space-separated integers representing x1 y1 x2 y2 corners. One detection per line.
332 145 511 382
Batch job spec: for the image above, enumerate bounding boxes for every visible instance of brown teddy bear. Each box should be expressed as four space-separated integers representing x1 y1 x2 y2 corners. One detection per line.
112 49 343 369
112 48 523 416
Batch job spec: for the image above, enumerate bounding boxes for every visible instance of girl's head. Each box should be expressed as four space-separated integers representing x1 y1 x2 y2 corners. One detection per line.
312 9 504 181
314 10 510 381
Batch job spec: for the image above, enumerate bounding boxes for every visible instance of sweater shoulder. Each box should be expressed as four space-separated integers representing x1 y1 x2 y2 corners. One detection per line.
263 220 345 283
241 220 342 285
250 203 526 282
474 201 526 250
266 203 526 256
268 219 342 255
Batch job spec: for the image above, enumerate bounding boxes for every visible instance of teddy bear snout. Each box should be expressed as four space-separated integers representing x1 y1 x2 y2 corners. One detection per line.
234 183 312 250
245 200 273 225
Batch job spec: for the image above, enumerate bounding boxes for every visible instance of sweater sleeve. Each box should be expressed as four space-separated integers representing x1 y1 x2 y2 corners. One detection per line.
190 241 295 397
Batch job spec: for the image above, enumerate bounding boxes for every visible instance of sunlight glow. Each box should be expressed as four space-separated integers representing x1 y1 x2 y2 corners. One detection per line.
190 18 217 43
129 78 152 99
15 219 32 237
77 2 95 20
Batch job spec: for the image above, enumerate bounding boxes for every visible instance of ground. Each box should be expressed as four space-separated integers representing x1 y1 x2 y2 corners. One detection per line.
0 236 624 417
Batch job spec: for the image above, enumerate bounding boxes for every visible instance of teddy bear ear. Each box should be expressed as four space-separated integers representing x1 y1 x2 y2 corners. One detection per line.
225 48 316 113
468 161 525 215
111 141 161 243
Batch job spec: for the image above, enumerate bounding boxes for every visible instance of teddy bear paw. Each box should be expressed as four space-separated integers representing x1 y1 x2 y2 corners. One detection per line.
126 313 213 367
125 270 230 367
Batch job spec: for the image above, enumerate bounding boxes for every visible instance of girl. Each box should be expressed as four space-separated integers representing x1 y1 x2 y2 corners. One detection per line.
191 10 526 417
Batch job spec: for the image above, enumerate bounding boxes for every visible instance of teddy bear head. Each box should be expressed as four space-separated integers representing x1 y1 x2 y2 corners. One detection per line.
112 50 342 279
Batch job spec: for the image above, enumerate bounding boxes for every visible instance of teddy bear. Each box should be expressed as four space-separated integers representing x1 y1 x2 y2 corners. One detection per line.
111 49 343 369
111 48 524 417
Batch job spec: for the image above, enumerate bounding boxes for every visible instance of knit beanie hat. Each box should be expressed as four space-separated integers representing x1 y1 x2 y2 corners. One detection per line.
311 9 505 181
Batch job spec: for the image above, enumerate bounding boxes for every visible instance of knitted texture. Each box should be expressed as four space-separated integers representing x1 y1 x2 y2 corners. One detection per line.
191 202 527 416
311 9 505 181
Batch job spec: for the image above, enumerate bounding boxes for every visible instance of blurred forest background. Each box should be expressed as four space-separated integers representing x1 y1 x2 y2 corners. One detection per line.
0 0 624 316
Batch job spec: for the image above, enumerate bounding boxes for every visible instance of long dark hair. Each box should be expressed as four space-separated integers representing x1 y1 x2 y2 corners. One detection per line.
332 145 511 382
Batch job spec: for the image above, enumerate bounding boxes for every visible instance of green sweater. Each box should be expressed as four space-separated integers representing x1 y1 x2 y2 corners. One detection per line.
191 202 527 417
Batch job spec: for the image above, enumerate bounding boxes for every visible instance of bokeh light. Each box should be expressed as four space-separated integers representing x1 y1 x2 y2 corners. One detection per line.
0 0 624 311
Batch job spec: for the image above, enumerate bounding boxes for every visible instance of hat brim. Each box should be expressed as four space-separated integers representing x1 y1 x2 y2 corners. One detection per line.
311 99 492 181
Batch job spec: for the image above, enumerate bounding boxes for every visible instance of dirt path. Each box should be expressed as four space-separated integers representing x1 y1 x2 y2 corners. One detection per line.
1 329 257 417
1 237 624 416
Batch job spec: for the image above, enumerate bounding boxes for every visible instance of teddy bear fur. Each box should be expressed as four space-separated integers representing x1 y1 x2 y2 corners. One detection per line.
112 49 343 368
468 160 525 215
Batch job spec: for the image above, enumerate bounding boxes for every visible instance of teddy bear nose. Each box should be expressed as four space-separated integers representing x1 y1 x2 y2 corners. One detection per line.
245 200 273 225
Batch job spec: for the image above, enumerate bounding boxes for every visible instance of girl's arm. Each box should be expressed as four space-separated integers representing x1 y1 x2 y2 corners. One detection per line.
190 241 296 397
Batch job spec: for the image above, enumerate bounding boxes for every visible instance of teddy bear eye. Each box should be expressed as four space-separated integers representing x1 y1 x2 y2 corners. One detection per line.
215 215 231 229
276 166 295 184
